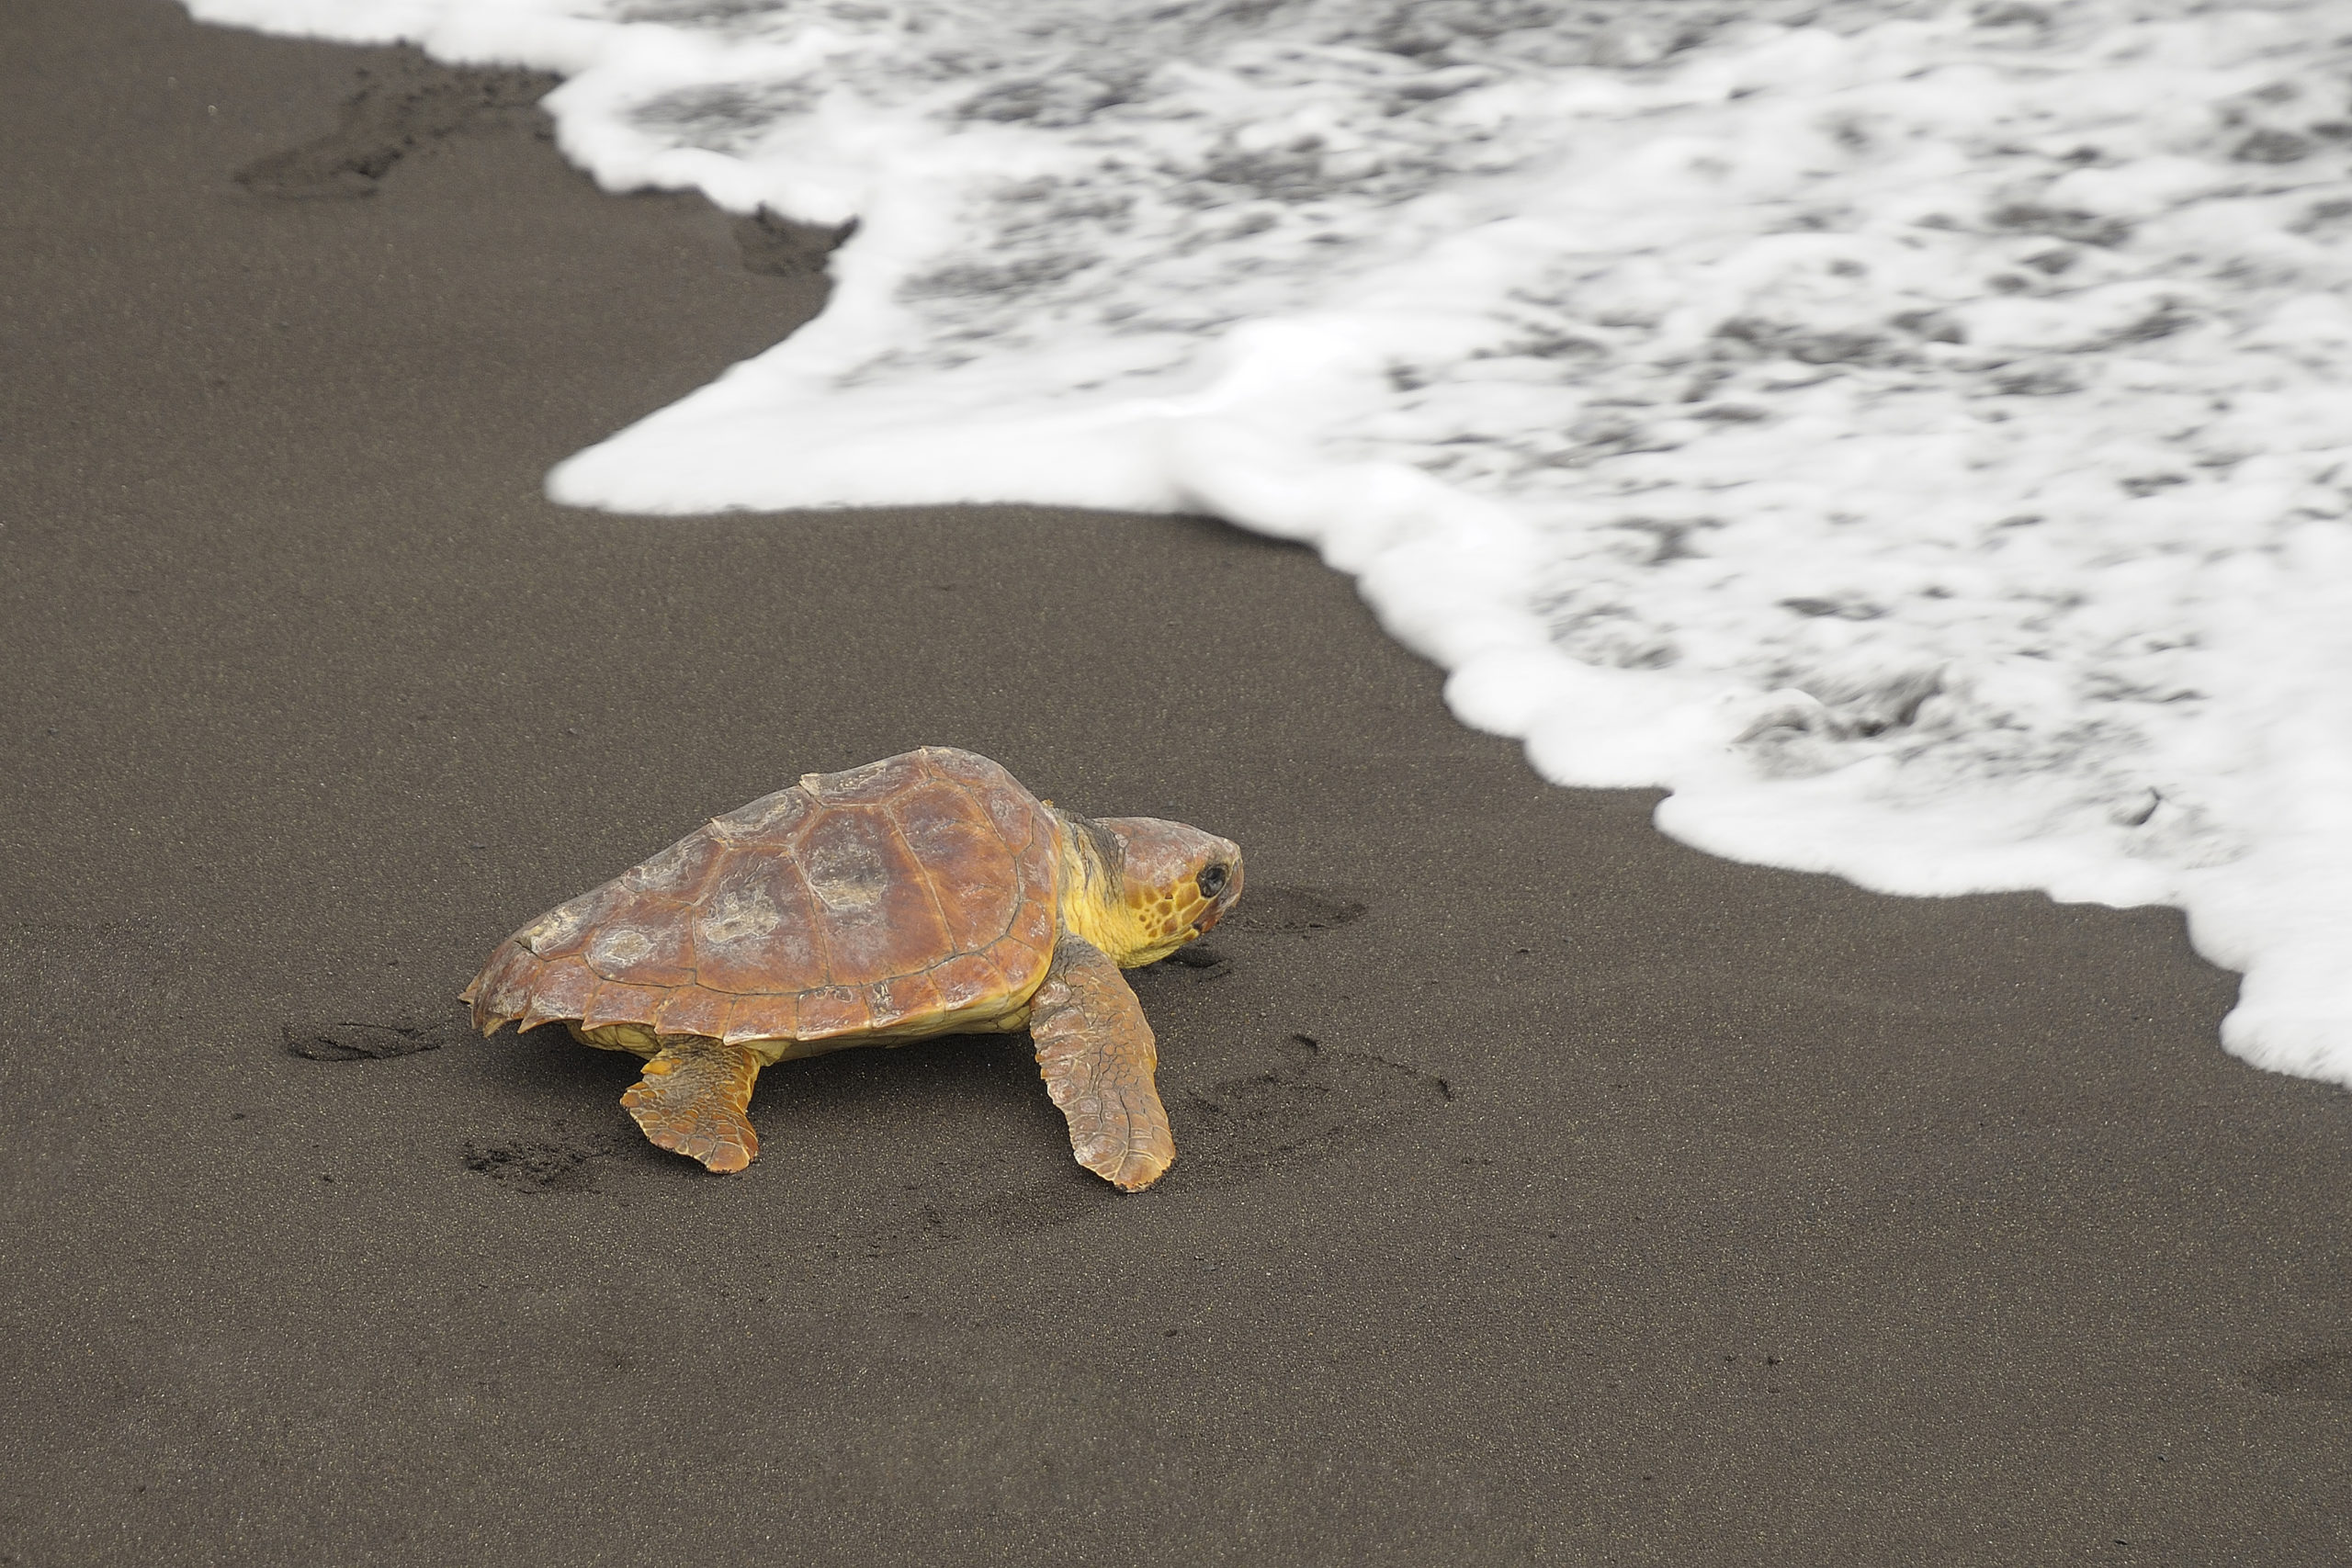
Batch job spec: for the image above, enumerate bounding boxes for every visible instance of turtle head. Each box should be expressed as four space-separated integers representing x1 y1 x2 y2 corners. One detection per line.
1052 811 1244 967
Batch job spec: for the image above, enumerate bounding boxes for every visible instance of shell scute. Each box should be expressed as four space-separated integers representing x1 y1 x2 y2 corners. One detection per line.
514 885 616 960
1014 824 1057 903
891 777 996 859
802 751 928 806
709 786 811 846
468 941 537 1028
651 987 731 1039
891 779 1021 951
582 980 670 1031
986 934 1052 995
521 957 598 1031
585 919 695 989
797 806 951 987
619 829 726 900
930 953 1004 1013
720 994 799 1045
790 987 869 1041
691 851 825 995
920 747 1013 788
870 965 945 1029
978 782 1037 842
1009 888 1055 951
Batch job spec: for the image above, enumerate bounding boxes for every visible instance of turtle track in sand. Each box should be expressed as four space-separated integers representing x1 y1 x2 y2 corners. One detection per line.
832 1031 1453 1260
1136 882 1453 1190
1169 1032 1454 1191
461 1135 610 1194
232 50 557 200
282 1017 462 1060
2242 1348 2352 1404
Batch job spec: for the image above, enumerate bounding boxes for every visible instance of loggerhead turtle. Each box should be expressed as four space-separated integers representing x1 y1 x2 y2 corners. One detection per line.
459 747 1242 1192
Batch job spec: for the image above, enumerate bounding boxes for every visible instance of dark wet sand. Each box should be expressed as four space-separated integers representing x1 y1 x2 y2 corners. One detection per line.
5 3 2349 1562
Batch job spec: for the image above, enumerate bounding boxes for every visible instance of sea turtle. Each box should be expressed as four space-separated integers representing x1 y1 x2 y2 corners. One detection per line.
459 747 1242 1191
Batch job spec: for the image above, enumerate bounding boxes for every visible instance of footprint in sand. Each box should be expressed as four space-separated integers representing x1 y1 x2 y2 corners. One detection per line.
2244 1348 2352 1402
1226 885 1370 938
841 889 1425 1253
850 1182 1104 1260
462 1137 607 1194
849 1029 1453 1257
1170 1032 1453 1189
282 1019 458 1060
233 51 557 199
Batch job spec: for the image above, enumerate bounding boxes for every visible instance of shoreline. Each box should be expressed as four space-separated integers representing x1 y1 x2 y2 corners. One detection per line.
4 2 2347 1562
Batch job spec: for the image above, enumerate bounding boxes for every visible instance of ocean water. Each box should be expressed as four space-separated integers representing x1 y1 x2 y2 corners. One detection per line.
187 0 2352 1083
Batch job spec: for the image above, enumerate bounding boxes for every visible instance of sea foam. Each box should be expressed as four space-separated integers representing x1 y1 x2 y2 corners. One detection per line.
186 0 2352 1082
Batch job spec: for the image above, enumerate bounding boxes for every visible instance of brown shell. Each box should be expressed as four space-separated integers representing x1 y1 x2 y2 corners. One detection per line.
459 748 1062 1047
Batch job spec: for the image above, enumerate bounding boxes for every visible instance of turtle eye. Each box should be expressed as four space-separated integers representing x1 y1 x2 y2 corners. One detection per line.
1197 863 1229 899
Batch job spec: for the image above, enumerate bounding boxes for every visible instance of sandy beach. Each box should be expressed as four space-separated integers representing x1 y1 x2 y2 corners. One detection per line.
4 1 2348 1562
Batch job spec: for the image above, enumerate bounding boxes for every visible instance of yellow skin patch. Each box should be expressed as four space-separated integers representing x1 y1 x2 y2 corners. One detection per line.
570 808 1240 1064
1049 811 1229 970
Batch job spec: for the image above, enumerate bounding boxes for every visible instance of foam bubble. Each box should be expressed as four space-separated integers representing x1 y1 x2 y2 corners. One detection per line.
187 0 2352 1082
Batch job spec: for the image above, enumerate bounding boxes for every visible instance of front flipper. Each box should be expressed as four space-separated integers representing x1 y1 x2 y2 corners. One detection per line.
1029 935 1175 1192
620 1036 763 1174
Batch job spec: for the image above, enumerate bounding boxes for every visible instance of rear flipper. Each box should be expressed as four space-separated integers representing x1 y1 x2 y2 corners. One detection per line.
621 1036 763 1173
1029 935 1175 1192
